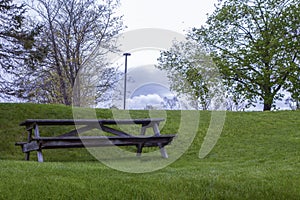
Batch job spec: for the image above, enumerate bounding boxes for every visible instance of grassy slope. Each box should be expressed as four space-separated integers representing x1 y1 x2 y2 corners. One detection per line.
0 103 300 199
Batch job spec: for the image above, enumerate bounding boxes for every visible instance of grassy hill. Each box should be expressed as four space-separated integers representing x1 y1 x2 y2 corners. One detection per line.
0 103 299 199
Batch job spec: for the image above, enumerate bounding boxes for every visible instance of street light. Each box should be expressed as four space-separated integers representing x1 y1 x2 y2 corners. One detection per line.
123 53 131 110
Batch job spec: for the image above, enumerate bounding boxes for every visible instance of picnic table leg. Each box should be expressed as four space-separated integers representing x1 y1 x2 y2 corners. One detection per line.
136 143 144 157
25 127 32 161
34 124 44 162
140 126 147 136
25 151 30 161
135 126 148 157
152 123 168 158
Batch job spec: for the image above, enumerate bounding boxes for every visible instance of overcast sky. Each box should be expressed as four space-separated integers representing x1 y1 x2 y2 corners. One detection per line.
118 0 218 33
114 0 218 110
113 0 291 110
115 0 219 76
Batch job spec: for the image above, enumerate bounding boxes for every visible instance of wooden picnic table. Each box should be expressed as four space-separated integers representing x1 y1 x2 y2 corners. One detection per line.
16 118 176 162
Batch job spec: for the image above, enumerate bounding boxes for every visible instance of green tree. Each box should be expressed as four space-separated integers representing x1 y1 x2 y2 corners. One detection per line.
287 71 300 109
191 0 300 111
157 39 224 110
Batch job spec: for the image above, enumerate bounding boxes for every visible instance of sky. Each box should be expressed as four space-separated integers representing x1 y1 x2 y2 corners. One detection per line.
114 0 219 70
110 0 222 110
118 0 218 34
112 0 292 111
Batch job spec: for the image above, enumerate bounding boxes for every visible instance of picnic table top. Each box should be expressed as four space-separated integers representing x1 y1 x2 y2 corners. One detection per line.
19 118 165 126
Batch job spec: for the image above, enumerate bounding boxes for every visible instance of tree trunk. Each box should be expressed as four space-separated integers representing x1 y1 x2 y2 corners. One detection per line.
263 94 273 111
263 103 272 111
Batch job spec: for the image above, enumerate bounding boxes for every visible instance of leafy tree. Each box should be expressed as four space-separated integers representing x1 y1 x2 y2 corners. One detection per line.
191 0 300 111
161 96 180 110
16 0 124 105
157 39 224 110
285 96 298 110
0 0 38 100
286 70 300 109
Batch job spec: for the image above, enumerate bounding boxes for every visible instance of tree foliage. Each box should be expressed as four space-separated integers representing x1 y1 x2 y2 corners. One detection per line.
286 68 300 109
191 0 300 111
157 39 224 110
0 0 38 99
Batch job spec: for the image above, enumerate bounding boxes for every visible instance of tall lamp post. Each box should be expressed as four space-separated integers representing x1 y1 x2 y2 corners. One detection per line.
123 53 131 110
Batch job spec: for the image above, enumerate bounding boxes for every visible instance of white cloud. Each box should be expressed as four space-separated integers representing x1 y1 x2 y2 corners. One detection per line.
128 94 164 109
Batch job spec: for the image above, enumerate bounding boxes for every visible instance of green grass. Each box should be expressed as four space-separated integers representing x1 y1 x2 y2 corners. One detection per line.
0 103 300 199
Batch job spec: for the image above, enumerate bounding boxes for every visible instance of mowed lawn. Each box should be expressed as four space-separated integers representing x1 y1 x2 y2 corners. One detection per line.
0 103 299 199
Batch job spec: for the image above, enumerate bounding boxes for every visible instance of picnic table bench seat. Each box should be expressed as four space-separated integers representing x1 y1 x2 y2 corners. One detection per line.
16 118 176 162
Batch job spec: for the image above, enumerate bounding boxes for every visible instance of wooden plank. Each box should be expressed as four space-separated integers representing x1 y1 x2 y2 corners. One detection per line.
57 125 95 137
152 123 168 158
34 135 175 141
25 128 33 160
100 125 131 137
22 141 40 152
19 118 165 126
34 124 43 162
140 126 147 136
16 135 176 162
32 135 175 149
15 142 27 146
16 135 176 152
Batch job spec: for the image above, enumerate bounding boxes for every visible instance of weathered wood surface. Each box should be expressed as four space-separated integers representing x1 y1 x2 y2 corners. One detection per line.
17 135 175 152
16 118 175 162
19 118 165 126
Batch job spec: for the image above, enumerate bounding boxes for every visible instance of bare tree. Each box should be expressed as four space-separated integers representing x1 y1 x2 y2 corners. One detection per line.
17 0 123 105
